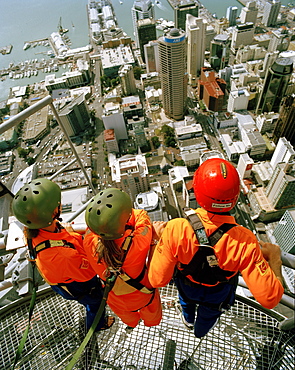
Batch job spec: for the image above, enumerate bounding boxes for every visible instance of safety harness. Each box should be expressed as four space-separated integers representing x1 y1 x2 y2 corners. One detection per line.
109 231 155 295
177 208 238 287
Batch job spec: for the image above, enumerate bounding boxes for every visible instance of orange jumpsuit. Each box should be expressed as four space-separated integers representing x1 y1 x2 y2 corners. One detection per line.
32 226 96 285
83 209 162 328
148 208 284 310
31 224 106 330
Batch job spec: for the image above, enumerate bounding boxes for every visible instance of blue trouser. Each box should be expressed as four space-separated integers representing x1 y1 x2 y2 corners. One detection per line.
174 276 237 338
51 275 105 331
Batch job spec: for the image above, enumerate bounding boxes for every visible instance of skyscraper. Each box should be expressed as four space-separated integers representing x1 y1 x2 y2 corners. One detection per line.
262 0 281 27
256 57 293 114
186 14 206 85
137 18 157 63
174 0 199 31
240 1 258 24
119 64 137 96
158 28 187 120
131 0 154 48
265 161 295 209
226 6 238 27
58 94 90 137
273 209 295 254
270 137 295 169
273 95 295 145
144 40 160 73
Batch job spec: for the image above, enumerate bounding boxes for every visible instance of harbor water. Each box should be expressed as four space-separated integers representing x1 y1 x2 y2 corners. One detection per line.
0 0 293 101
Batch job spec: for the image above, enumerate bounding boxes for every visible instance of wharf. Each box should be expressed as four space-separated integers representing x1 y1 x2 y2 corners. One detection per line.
0 45 13 55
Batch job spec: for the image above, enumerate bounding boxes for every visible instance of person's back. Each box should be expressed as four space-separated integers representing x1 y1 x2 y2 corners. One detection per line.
149 159 284 338
83 188 162 329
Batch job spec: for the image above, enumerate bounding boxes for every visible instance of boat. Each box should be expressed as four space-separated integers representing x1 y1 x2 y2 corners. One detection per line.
23 42 30 50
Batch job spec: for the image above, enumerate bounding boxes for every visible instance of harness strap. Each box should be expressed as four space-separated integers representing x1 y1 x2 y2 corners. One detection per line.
112 232 154 294
34 239 75 255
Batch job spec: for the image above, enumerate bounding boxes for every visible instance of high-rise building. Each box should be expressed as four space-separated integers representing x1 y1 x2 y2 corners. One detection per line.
144 40 160 73
137 18 157 63
266 161 295 209
109 153 149 201
158 28 187 120
270 137 295 169
273 95 295 145
240 1 258 24
119 64 137 96
273 209 295 254
231 23 254 50
226 6 238 27
256 57 293 114
186 14 206 85
131 0 154 48
104 129 119 153
174 0 199 31
58 94 90 137
210 34 230 70
262 0 281 27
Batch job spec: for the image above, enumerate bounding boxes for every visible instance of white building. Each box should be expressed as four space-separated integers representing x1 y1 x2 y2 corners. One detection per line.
227 89 250 112
186 14 206 85
270 137 295 170
237 153 254 179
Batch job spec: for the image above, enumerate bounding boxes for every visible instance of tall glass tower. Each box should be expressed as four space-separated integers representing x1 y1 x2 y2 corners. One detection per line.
256 57 293 114
131 0 154 48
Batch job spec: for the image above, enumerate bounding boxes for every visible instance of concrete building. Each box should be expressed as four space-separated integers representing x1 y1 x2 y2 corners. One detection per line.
186 14 206 85
266 161 295 209
268 28 291 53
270 137 295 170
262 0 281 27
104 129 119 153
273 210 295 254
119 64 137 96
227 89 250 112
131 0 154 48
58 94 90 137
226 6 238 27
109 153 149 201
198 68 226 112
144 41 160 73
240 1 258 24
256 57 293 114
231 23 255 51
255 112 279 134
102 102 128 141
237 153 254 179
100 44 135 77
158 28 187 120
173 0 199 31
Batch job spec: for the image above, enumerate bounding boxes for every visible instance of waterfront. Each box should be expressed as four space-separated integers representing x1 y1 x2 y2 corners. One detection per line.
0 0 293 101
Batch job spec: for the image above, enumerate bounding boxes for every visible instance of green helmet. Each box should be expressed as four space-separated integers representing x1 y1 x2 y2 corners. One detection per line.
12 178 61 229
85 188 132 240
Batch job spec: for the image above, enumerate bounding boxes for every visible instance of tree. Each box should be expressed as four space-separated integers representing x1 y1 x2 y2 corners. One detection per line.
133 66 142 80
151 136 160 149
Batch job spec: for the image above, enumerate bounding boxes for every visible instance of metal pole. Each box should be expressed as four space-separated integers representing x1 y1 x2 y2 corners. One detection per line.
0 96 53 135
49 102 97 195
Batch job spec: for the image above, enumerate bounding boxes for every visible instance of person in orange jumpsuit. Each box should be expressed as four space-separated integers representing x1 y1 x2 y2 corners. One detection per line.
12 178 114 332
149 158 284 338
83 188 162 329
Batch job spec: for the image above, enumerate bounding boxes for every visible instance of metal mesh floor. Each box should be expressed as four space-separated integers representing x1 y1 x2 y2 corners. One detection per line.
0 284 294 369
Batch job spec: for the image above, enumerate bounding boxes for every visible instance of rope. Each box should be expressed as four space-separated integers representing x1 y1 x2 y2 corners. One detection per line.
12 264 38 369
65 274 117 370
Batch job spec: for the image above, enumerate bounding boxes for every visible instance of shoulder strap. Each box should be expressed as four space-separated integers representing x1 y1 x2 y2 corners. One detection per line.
183 207 236 246
33 239 75 256
116 231 154 294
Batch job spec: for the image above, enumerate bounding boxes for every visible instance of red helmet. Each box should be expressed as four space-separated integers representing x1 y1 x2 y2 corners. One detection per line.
193 158 240 213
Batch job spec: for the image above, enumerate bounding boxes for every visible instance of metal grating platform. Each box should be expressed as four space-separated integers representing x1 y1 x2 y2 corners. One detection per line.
0 284 294 369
